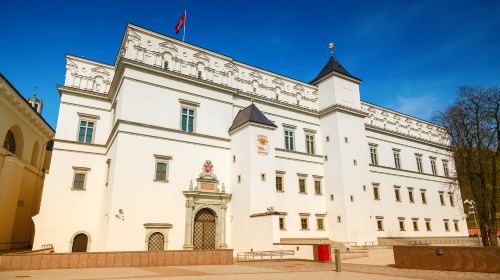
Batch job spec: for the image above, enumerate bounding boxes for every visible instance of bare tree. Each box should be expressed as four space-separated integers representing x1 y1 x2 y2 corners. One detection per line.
434 86 499 247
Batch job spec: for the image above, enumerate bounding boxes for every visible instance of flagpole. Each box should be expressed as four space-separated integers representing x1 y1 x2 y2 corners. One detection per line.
182 10 186 42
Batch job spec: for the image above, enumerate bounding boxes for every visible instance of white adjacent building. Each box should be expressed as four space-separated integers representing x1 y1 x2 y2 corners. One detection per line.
33 24 468 254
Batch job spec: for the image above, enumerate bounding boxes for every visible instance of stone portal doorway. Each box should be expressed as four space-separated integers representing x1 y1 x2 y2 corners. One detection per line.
193 208 216 250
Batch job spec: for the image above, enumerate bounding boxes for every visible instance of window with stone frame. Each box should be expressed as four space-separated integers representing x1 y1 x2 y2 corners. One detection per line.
448 192 455 207
284 128 295 151
305 132 315 155
415 154 423 173
420 189 427 204
394 186 401 202
78 119 95 143
408 188 415 203
393 149 401 169
298 175 307 194
412 218 419 231
154 155 171 182
316 216 325 230
444 219 450 231
313 177 322 195
373 184 380 200
430 157 437 175
180 107 195 132
442 160 450 177
276 175 284 192
453 220 459 231
299 214 310 230
369 144 378 165
398 218 406 231
376 217 384 231
279 216 286 230
72 167 90 190
425 219 432 231
439 191 445 206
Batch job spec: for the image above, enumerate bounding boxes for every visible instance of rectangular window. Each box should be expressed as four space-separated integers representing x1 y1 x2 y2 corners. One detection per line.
376 218 384 231
279 217 286 230
439 192 445 206
394 186 401 202
306 134 315 155
373 184 380 200
181 107 195 132
393 149 401 169
453 220 459 231
337 216 342 223
412 219 419 231
449 193 455 207
298 178 306 193
420 190 427 204
78 120 95 143
300 217 309 230
73 173 86 190
398 217 406 231
317 218 325 230
415 154 423 173
399 219 405 231
105 159 111 187
154 155 171 182
442 160 450 177
444 220 450 231
430 157 437 175
314 180 322 195
369 144 378 165
276 176 284 192
425 219 432 231
155 162 167 181
284 129 295 151
408 188 415 203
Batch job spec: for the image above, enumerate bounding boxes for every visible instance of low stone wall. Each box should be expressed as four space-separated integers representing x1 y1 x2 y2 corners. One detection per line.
0 249 233 271
393 245 499 273
379 237 479 246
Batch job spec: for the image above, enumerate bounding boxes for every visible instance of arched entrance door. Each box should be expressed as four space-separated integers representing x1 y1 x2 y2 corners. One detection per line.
193 208 216 250
71 233 88 252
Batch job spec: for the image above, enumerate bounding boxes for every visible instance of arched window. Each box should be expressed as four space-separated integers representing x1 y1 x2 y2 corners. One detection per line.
148 232 165 251
3 130 16 154
71 233 89 252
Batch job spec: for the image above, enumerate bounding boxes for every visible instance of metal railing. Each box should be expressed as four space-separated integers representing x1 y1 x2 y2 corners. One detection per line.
236 250 295 262
340 241 357 247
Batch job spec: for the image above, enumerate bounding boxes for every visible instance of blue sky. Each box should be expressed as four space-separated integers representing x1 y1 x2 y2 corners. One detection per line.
1 0 499 128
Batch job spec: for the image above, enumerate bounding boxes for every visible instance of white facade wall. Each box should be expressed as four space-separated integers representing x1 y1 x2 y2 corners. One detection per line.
33 24 468 254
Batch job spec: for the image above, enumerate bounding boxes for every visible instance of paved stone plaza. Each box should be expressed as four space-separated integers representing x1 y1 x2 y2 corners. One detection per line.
0 261 499 280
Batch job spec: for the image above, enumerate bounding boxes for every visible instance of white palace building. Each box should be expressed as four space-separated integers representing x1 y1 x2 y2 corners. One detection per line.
33 24 468 254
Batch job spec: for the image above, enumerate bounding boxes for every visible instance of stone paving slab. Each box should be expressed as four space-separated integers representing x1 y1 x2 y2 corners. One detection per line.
0 263 415 280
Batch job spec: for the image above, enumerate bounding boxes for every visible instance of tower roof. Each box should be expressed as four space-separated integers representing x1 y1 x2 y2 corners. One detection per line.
310 55 360 84
229 103 277 132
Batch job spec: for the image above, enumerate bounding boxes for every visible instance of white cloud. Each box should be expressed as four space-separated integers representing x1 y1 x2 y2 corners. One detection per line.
393 95 439 120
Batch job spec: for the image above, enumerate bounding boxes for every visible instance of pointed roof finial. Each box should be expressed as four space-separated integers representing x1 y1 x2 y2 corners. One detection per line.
33 87 38 98
328 42 334 56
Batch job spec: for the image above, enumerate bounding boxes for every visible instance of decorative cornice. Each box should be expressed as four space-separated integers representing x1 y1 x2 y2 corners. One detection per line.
365 124 449 150
275 148 324 159
319 104 368 118
58 85 111 101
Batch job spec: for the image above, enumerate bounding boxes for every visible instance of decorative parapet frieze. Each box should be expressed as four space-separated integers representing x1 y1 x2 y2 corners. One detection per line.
120 25 319 110
361 102 448 145
64 56 115 95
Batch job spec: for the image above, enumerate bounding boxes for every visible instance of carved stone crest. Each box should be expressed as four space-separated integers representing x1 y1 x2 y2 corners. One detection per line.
199 160 217 180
